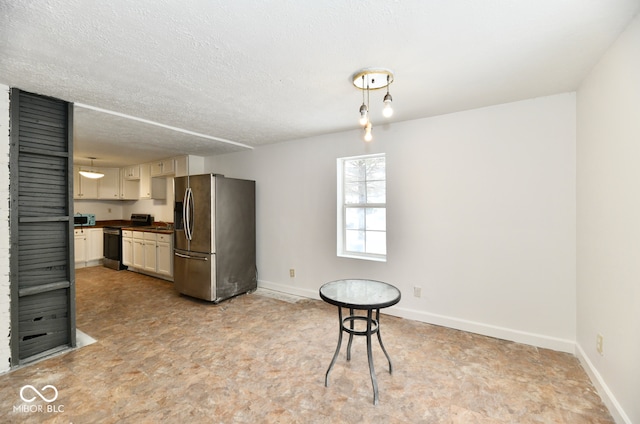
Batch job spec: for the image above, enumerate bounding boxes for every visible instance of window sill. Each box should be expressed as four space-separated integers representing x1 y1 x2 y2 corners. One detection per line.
337 253 387 263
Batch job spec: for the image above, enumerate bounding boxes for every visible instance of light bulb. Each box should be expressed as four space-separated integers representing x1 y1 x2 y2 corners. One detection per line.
382 93 393 118
358 104 368 126
364 122 372 142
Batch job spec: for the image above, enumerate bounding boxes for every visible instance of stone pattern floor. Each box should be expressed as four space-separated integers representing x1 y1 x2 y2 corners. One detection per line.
0 267 613 423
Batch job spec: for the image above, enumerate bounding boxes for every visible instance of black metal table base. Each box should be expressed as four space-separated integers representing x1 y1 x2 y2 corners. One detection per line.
324 307 393 405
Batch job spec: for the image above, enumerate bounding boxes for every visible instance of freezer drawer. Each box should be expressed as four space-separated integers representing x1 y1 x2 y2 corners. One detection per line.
174 249 216 301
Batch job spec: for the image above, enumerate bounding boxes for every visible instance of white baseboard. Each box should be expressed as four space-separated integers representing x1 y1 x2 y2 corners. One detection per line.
387 306 576 353
259 280 319 299
258 279 575 353
575 344 631 424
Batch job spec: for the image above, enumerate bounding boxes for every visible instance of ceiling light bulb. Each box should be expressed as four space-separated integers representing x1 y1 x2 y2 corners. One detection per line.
382 93 393 118
359 104 369 126
364 122 373 142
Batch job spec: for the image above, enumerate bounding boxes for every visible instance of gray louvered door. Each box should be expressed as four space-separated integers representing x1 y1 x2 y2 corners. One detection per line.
9 88 76 364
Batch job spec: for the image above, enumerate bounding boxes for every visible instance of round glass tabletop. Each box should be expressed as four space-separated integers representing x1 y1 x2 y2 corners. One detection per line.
319 279 401 309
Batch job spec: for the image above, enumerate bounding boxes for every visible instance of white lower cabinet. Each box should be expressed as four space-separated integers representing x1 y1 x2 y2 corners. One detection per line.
143 232 157 273
156 234 173 277
122 230 133 266
87 228 104 261
132 232 145 269
123 230 173 280
75 228 103 268
74 230 87 265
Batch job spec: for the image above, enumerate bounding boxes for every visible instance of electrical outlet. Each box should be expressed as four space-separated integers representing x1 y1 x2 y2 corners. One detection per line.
413 286 421 298
289 269 295 278
596 334 604 355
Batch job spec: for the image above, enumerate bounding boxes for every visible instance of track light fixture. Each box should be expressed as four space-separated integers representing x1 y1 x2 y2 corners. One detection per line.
352 68 394 142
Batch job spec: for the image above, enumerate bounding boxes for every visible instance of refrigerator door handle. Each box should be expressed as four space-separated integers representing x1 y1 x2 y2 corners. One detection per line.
182 187 189 240
174 251 208 261
187 187 194 239
183 187 193 241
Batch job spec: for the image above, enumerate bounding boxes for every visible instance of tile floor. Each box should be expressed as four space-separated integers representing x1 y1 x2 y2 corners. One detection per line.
0 267 613 423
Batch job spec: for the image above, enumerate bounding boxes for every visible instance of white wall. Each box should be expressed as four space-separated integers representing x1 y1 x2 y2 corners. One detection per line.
74 200 126 220
207 92 577 352
0 85 11 372
576 14 640 424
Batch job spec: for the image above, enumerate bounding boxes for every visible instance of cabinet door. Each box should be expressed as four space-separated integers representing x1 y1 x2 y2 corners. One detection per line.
162 158 176 175
73 168 81 199
120 169 139 200
74 232 87 264
122 237 133 266
151 177 166 199
151 159 176 176
174 156 188 177
83 176 99 198
150 161 163 177
124 165 140 180
139 163 151 199
162 159 175 175
87 229 104 261
156 241 173 277
133 239 145 268
75 168 99 199
97 168 120 199
144 240 157 272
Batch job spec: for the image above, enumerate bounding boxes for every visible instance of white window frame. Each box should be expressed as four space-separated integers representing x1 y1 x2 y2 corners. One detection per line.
337 153 386 262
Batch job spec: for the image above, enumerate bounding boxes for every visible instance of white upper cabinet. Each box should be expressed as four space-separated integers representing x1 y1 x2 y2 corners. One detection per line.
74 168 99 199
174 156 188 177
74 166 123 200
140 163 167 200
119 168 139 200
150 158 175 177
174 155 204 177
123 165 140 180
97 168 120 199
139 163 152 199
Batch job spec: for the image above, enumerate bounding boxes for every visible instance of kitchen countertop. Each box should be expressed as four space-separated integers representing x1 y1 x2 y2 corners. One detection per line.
121 226 173 234
75 220 173 234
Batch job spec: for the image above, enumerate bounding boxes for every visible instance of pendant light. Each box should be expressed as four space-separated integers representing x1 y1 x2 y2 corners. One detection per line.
358 75 369 126
352 68 394 142
79 157 104 179
382 75 393 118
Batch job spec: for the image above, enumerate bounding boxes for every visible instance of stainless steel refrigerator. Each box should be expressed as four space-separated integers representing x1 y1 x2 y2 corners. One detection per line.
174 174 256 302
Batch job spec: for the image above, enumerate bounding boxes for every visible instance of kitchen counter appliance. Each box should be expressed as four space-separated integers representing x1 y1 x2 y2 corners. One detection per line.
174 174 256 302
103 214 153 270
74 213 96 226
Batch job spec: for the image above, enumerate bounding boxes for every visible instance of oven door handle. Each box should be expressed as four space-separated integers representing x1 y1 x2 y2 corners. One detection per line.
174 252 208 261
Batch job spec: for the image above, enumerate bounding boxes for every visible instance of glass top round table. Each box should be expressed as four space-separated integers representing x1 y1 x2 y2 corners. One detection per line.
319 279 401 310
319 279 401 405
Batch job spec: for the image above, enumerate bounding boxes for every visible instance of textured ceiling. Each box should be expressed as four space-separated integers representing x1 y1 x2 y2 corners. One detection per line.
1 0 639 167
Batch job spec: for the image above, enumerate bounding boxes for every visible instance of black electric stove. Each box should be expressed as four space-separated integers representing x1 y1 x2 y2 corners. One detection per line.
103 214 153 270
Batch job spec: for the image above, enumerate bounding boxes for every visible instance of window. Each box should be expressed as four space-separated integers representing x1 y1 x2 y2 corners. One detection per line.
337 154 386 261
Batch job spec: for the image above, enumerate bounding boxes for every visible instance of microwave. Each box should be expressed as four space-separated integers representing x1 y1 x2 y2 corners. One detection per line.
74 213 96 226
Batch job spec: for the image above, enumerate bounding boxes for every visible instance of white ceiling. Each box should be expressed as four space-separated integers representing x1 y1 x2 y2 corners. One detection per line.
1 1 639 167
